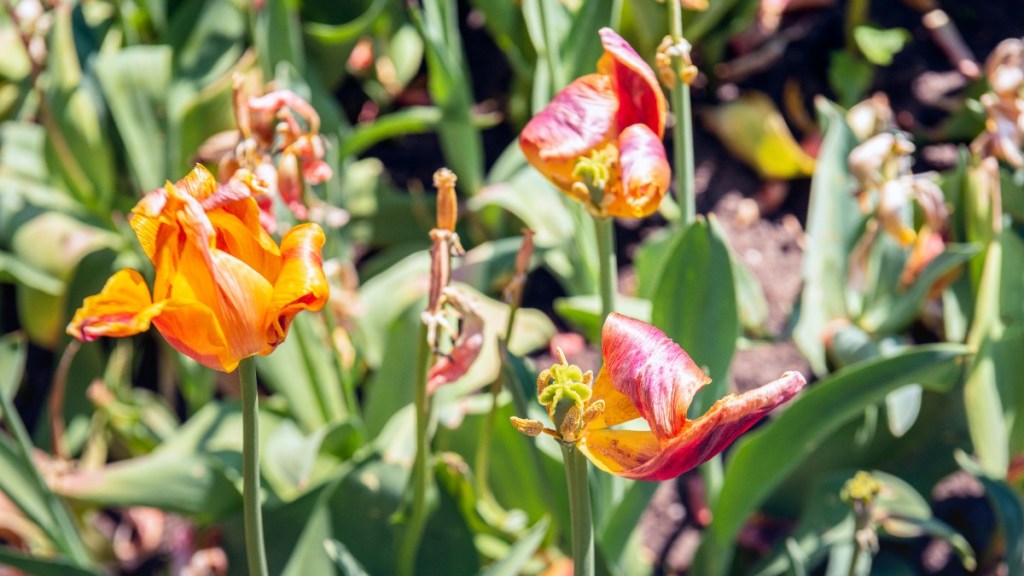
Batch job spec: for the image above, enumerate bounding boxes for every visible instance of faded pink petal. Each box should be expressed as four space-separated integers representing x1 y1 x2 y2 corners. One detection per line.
426 298 485 395
609 124 672 218
519 74 617 190
625 371 806 480
601 313 710 440
597 28 666 138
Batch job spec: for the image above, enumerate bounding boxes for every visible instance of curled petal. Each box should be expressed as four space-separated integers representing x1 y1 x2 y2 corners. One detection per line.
589 371 807 481
586 368 641 430
605 124 671 218
601 313 710 440
248 90 321 133
597 28 667 137
66 270 163 341
426 304 485 395
520 74 617 190
268 223 329 344
152 299 233 371
578 428 661 476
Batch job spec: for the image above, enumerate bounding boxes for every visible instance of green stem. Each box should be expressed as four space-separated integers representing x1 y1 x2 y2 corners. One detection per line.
397 323 432 576
594 216 617 321
475 302 521 499
0 385 91 566
238 357 269 576
536 0 565 92
561 444 594 576
667 0 696 226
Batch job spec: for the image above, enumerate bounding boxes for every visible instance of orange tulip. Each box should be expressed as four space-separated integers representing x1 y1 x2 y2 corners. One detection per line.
514 314 806 481
520 28 670 218
67 165 329 372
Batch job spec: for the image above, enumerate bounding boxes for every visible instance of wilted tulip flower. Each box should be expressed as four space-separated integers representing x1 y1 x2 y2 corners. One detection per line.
512 313 805 481
67 165 329 372
520 28 671 219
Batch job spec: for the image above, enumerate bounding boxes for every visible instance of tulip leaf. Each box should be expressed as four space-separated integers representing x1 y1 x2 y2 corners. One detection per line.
858 243 979 335
167 0 246 88
561 0 615 81
700 92 816 180
325 540 372 576
410 0 483 194
0 332 26 404
853 26 910 67
43 4 115 213
0 547 100 576
707 344 969 564
57 452 242 520
884 384 922 438
96 46 172 192
974 474 1024 573
794 98 862 375
554 295 651 343
963 230 1024 478
651 217 738 415
468 166 576 249
479 516 550 576
338 106 501 160
254 0 306 77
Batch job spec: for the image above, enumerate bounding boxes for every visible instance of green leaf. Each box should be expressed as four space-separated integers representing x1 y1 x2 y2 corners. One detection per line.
975 474 1024 573
793 98 862 375
56 452 242 520
828 52 873 108
338 106 501 160
553 295 651 343
0 547 100 576
259 313 347 430
43 4 115 212
858 243 979 334
0 332 26 404
700 92 816 180
479 517 550 576
410 0 483 194
468 164 575 249
255 0 306 77
95 46 172 191
964 230 1024 478
324 539 372 576
853 26 910 67
651 217 738 415
709 344 969 556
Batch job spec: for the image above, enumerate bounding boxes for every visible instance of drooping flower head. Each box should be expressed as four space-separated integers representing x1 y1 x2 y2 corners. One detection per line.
512 313 805 481
520 28 671 219
67 165 329 372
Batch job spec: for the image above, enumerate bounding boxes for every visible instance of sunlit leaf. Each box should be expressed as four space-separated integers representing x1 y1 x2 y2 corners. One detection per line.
707 344 969 566
700 92 816 180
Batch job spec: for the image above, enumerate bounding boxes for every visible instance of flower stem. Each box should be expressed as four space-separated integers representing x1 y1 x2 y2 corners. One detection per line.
594 215 617 321
475 301 521 500
238 357 269 576
667 0 696 226
397 322 432 576
561 443 594 576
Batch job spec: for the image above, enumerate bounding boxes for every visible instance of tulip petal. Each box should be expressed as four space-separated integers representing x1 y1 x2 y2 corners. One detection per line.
605 371 807 481
152 299 234 371
597 28 666 137
586 368 641 430
578 428 661 476
604 124 671 218
207 210 282 282
66 269 164 341
602 313 711 441
268 223 328 344
519 74 617 191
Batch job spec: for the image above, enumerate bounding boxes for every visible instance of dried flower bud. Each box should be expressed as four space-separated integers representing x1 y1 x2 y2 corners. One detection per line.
434 168 458 232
